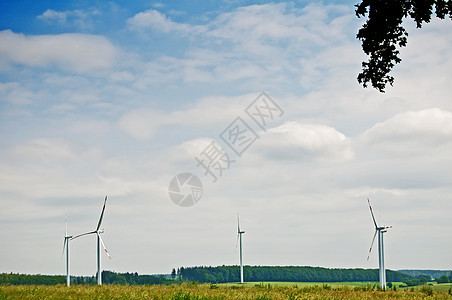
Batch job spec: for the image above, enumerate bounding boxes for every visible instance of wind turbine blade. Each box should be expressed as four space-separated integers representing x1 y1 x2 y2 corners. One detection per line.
97 233 111 260
367 230 378 261
62 238 67 258
235 234 239 253
62 217 68 259
237 213 240 233
367 198 378 228
71 231 96 240
96 196 108 231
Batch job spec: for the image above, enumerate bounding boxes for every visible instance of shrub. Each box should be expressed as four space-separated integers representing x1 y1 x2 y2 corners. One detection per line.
437 275 450 284
419 285 433 296
403 279 420 287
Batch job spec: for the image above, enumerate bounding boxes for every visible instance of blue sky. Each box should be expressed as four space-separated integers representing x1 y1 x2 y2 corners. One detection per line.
0 1 451 276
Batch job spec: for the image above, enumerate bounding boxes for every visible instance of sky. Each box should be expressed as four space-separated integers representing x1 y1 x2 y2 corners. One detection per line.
0 0 451 277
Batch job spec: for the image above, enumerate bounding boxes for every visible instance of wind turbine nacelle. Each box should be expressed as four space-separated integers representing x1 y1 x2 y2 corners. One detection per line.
98 229 105 234
379 225 392 232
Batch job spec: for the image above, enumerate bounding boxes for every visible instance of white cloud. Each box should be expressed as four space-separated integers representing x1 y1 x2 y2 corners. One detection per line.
0 138 106 200
6 138 98 165
36 8 101 30
69 120 110 136
110 71 135 82
385 19 452 108
0 82 33 105
152 3 165 9
209 3 312 44
37 9 68 24
0 30 117 73
204 2 354 53
126 3 356 85
256 121 354 162
117 109 165 140
0 137 158 202
117 94 255 140
167 137 213 164
362 108 452 156
127 9 205 34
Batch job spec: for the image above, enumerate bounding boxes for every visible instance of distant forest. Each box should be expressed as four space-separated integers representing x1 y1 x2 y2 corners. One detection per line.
177 266 410 283
1 267 450 286
398 270 452 279
0 271 170 285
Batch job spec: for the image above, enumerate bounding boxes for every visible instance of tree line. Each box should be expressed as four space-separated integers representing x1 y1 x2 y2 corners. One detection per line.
102 271 169 285
2 268 450 286
176 266 411 283
401 274 452 287
398 269 452 280
0 271 171 285
0 273 65 285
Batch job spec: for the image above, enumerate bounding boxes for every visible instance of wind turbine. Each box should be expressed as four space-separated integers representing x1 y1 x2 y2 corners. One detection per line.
236 213 245 284
62 217 72 287
71 196 111 285
367 198 392 290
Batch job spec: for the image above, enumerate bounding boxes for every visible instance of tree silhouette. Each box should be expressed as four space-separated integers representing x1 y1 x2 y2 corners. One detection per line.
356 0 451 92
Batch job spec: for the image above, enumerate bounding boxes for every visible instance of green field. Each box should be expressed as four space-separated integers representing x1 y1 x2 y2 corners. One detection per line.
1 283 451 299
221 281 452 293
224 281 452 292
229 281 450 289
430 283 452 293
222 281 382 288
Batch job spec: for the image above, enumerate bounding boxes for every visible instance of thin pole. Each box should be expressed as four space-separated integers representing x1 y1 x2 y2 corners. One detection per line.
97 235 101 285
240 233 243 284
377 229 383 289
381 231 386 290
66 239 70 287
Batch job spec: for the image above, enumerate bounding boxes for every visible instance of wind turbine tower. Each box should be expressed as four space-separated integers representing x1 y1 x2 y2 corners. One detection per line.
62 218 72 287
237 213 245 284
71 196 111 285
367 198 392 290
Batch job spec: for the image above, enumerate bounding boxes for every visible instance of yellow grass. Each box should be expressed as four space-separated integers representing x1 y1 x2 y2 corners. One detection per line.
1 283 452 299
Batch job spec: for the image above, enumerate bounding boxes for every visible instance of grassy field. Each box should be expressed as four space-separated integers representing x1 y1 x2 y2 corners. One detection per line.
430 283 452 293
1 282 451 299
227 281 452 293
222 281 383 288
